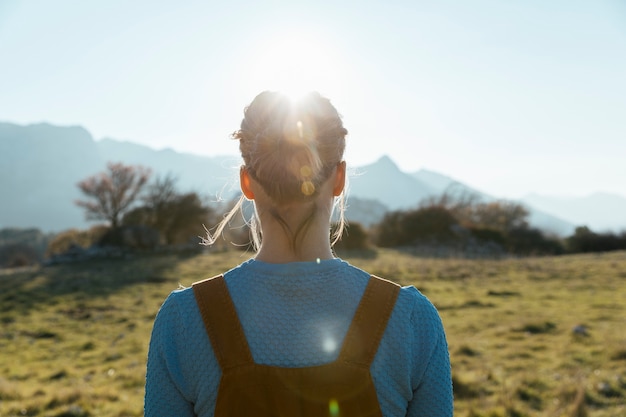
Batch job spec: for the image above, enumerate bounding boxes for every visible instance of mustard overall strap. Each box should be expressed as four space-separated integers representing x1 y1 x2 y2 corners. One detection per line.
192 275 253 370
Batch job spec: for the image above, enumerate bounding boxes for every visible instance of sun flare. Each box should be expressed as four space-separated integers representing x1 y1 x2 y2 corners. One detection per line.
242 31 343 100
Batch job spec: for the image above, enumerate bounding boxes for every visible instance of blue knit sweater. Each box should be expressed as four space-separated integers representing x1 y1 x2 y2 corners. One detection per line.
145 258 453 416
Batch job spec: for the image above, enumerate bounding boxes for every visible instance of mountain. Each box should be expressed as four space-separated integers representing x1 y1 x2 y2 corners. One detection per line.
522 193 626 233
97 138 242 198
407 169 576 236
411 169 491 200
343 196 389 228
349 156 436 209
0 122 241 232
1 121 622 235
0 123 103 231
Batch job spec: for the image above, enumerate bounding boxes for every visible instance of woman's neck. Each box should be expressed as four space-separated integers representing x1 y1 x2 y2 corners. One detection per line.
255 247 334 264
253 208 335 263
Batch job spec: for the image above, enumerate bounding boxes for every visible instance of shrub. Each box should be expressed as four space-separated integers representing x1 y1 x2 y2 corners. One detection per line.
505 227 564 255
0 228 51 261
469 227 506 246
373 210 405 248
46 226 108 257
123 175 215 245
566 226 626 253
0 243 40 268
332 222 370 251
97 225 160 249
374 206 458 247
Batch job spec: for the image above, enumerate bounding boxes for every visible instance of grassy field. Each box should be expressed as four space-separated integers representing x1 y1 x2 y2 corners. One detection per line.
1 249 624 417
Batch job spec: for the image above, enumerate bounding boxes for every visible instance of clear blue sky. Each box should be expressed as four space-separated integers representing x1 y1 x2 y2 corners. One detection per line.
1 0 625 199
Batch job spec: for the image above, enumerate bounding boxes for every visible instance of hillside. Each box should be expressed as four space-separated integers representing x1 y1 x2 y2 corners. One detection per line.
0 123 240 232
523 192 626 233
0 123 103 231
349 155 435 209
1 250 625 416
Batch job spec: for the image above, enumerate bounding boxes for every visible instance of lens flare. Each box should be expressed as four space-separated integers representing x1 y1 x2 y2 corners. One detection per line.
300 165 312 178
329 399 340 417
322 336 337 353
297 120 304 139
301 181 315 196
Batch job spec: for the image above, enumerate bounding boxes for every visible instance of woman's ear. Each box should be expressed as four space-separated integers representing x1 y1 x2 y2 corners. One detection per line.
240 166 255 200
333 161 346 197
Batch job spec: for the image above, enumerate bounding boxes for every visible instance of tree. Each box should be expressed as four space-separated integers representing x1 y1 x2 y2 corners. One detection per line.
467 201 529 232
142 173 178 213
566 226 626 253
76 162 151 229
332 221 370 251
423 191 529 233
158 192 214 245
422 187 482 219
45 226 108 257
505 227 563 255
123 174 215 245
374 210 405 248
0 243 39 268
374 206 458 247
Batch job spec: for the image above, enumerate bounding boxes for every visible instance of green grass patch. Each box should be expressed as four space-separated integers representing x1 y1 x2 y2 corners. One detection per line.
1 249 625 416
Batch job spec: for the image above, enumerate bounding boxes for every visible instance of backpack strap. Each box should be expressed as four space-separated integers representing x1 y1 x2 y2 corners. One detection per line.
192 275 254 370
339 275 400 366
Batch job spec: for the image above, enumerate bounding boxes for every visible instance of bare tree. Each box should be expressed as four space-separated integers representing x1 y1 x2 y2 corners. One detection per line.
421 187 482 221
76 162 151 228
423 189 528 233
142 173 179 223
467 201 529 232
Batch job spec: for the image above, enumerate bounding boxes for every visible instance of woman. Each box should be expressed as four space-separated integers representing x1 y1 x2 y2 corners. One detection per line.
144 91 453 416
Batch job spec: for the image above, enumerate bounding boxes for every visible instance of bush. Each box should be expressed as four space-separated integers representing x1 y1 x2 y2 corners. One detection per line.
97 225 160 249
0 243 40 268
0 228 51 260
373 210 404 248
566 226 626 253
374 206 458 247
46 226 108 257
468 227 506 246
332 222 370 251
124 186 215 245
505 227 564 255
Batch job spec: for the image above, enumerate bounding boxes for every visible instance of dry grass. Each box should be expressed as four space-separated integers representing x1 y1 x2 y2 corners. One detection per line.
1 249 624 416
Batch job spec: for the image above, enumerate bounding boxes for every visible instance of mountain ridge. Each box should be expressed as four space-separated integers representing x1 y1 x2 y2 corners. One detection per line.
2 121 624 234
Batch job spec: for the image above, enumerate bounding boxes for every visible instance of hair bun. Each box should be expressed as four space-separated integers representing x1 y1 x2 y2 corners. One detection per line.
233 91 346 203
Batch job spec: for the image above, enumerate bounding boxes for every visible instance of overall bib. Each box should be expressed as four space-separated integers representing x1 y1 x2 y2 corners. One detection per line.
193 274 400 417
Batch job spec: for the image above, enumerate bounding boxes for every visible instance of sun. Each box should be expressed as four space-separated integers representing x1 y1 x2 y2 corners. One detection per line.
241 30 343 100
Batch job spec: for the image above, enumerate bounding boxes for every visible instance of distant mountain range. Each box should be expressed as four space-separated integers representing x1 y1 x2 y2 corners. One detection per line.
521 193 626 233
1 122 625 235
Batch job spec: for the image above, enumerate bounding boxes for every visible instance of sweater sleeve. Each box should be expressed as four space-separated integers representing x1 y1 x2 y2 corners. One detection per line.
145 292 196 417
406 298 453 417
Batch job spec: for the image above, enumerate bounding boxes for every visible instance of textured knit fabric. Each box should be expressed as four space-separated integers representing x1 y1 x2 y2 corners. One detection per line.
144 258 453 417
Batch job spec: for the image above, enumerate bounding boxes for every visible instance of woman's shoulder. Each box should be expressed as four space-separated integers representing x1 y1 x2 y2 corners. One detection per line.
392 284 443 329
398 284 437 308
156 285 199 321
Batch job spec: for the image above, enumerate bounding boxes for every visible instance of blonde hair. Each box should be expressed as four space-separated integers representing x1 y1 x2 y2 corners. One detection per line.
204 91 348 251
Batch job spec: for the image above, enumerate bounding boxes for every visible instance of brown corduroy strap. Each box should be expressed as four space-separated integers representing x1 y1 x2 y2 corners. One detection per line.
339 275 401 366
192 274 400 370
192 275 253 370
192 274 401 417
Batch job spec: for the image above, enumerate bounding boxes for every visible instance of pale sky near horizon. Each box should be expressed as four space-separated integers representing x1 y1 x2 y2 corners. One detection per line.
1 0 625 199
